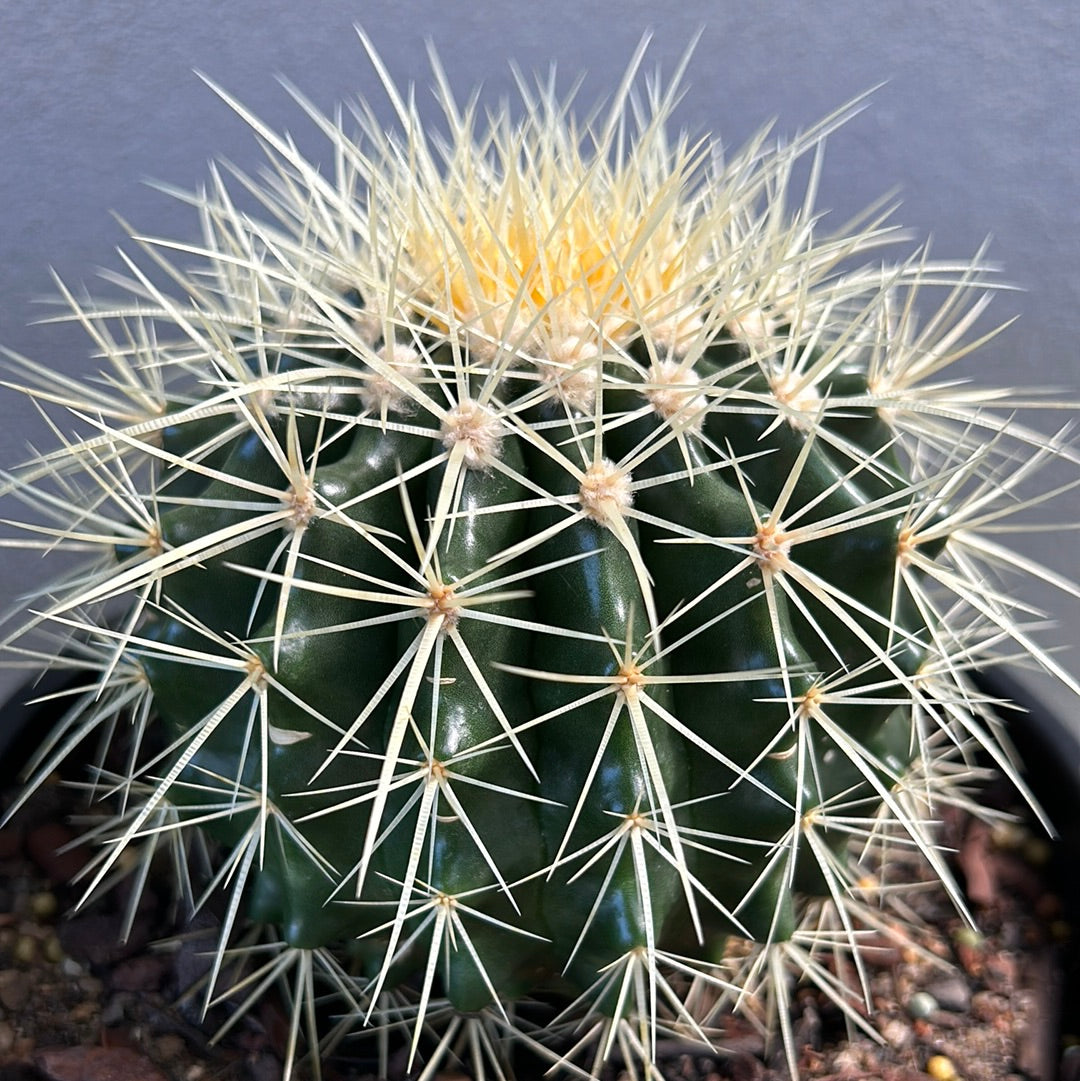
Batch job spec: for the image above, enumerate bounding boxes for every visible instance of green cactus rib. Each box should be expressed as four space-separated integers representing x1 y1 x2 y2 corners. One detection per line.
1 37 1074 1081
125 334 930 1005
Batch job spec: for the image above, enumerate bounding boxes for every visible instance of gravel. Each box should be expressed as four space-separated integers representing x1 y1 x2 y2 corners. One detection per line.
0 768 1072 1081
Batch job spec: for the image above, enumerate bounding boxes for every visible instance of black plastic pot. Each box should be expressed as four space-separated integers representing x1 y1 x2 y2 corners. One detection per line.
975 668 1080 911
974 667 1080 1080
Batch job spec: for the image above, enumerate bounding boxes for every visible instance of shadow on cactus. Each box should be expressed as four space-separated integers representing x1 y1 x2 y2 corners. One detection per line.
1 31 1076 1081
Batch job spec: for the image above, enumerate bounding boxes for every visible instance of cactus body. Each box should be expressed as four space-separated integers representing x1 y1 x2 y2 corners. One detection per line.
2 39 1075 1080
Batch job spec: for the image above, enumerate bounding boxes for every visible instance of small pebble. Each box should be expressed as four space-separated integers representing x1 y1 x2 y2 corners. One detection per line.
41 934 64 963
12 935 37 964
880 1017 914 1049
990 821 1026 850
952 927 984 948
926 1054 959 1080
831 1048 863 1073
971 989 1008 1022
59 956 83 978
28 891 58 921
155 1033 186 1060
926 975 972 1013
100 992 130 1026
35 1045 170 1081
0 968 30 1011
907 990 938 1019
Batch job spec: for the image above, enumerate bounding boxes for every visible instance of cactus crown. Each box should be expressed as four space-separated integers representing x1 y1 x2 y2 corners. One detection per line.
1 33 1076 1080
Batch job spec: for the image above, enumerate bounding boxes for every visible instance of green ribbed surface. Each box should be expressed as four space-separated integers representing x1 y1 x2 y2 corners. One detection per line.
135 331 932 1010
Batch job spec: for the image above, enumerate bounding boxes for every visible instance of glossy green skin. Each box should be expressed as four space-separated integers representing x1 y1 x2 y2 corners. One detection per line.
134 342 933 1014
525 432 686 984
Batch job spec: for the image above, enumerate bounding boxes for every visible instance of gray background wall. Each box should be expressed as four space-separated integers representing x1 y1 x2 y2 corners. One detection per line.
2 1 1079 728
